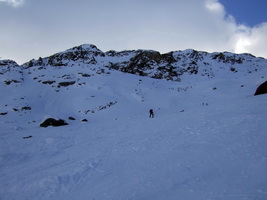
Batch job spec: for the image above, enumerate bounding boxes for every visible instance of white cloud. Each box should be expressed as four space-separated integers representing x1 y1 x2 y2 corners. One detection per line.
188 0 267 58
123 0 267 59
0 0 24 7
0 0 267 64
231 23 267 58
206 0 224 14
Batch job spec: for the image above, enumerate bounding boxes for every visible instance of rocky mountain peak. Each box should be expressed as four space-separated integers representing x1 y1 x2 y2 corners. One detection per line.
0 59 19 67
22 44 105 68
64 44 104 55
0 59 23 85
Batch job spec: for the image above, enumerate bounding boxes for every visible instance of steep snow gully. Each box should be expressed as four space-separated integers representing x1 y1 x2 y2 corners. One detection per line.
1 44 267 200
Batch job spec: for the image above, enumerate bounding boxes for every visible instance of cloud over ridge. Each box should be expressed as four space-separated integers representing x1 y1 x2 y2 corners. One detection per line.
125 0 267 59
210 0 267 58
0 0 266 64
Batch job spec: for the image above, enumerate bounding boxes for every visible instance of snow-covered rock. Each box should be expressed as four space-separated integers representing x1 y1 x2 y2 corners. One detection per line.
0 59 23 85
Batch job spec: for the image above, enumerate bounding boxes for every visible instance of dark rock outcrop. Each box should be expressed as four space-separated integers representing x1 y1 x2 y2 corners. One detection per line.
23 136 32 139
40 118 68 127
68 116 76 120
254 81 267 96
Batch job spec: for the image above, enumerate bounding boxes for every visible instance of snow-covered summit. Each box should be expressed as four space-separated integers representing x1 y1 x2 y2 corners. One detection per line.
0 59 19 66
0 59 23 85
20 44 105 68
61 44 104 56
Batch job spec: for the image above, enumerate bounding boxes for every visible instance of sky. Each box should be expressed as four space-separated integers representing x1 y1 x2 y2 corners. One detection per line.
0 0 267 64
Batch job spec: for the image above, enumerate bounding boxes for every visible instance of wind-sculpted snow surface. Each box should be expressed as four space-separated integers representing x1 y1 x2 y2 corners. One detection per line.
1 44 267 199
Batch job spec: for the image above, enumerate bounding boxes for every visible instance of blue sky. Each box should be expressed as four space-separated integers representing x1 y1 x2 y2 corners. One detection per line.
0 0 267 64
219 0 267 26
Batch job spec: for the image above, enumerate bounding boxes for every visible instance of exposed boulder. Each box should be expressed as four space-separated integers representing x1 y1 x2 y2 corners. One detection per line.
68 116 76 120
254 81 267 96
40 118 68 127
23 136 32 139
58 81 76 87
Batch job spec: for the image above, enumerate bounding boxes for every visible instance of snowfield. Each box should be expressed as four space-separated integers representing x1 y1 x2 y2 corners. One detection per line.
1 46 267 200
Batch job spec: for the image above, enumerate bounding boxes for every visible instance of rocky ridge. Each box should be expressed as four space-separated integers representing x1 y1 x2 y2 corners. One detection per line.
1 44 266 85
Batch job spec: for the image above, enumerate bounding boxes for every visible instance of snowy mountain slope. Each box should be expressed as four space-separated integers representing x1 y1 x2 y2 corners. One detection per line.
1 45 267 200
